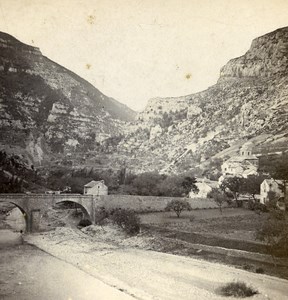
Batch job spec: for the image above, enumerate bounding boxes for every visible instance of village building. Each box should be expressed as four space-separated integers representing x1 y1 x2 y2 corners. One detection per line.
189 179 219 198
221 142 259 178
83 180 108 196
260 179 284 204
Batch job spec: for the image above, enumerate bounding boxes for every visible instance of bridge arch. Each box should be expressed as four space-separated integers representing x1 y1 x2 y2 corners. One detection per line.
0 194 95 232
0 200 28 232
54 199 92 222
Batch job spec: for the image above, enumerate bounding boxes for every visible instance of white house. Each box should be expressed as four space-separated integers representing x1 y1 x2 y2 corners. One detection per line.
189 179 219 198
259 179 284 204
221 142 258 178
83 180 108 196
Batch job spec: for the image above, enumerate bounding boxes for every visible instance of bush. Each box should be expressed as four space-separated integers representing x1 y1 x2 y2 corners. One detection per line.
218 281 258 297
78 219 92 227
189 216 195 222
248 199 256 210
255 267 264 274
110 208 140 235
242 264 252 271
94 207 109 225
254 202 269 213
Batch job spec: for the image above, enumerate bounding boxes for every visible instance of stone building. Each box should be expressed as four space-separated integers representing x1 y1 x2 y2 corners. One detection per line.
83 180 108 196
221 142 259 178
260 179 284 204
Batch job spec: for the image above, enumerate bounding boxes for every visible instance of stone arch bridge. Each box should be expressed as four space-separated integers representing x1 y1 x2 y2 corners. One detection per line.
0 194 101 232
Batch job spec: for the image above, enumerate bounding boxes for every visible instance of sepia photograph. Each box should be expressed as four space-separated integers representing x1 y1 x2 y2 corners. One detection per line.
0 0 288 299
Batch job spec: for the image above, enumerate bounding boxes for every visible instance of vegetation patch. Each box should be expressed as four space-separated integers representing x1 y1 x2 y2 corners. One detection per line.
218 281 258 298
109 208 141 235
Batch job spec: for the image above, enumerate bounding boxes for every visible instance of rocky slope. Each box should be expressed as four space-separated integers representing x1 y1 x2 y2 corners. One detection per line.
118 27 288 174
0 32 136 167
1 28 288 183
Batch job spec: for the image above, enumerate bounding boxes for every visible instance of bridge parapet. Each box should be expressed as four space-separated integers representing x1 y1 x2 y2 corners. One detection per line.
0 193 99 232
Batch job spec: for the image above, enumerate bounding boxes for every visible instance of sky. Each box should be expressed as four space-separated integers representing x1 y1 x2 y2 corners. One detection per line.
1 0 288 111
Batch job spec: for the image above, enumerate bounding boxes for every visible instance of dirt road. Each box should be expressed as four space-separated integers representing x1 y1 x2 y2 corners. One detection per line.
25 227 288 300
0 242 135 300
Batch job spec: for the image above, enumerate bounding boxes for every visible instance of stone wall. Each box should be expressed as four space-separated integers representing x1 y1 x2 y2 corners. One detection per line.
98 195 218 212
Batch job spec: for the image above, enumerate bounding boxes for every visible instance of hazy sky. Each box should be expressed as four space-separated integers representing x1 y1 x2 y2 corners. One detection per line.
1 0 288 111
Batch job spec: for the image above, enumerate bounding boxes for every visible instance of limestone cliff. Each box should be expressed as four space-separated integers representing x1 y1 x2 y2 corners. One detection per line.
0 32 136 166
1 28 288 180
118 27 288 174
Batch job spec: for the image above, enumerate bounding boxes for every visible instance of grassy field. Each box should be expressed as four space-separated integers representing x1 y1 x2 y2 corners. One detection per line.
140 207 266 244
140 208 288 279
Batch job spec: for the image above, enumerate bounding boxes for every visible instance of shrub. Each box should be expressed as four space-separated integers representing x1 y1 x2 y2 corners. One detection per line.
78 219 92 227
94 207 109 225
248 199 256 210
109 208 140 235
242 264 252 271
254 202 269 213
189 216 195 222
218 281 258 298
255 267 264 274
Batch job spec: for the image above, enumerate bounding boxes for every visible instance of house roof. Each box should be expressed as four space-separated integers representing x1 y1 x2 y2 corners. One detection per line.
242 169 258 176
84 180 106 187
225 155 258 163
262 179 283 186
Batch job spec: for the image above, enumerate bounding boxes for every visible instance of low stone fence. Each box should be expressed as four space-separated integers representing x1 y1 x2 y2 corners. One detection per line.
97 195 218 212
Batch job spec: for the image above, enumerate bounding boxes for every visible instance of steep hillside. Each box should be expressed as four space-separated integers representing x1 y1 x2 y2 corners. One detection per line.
1 28 288 185
0 32 136 166
118 27 288 174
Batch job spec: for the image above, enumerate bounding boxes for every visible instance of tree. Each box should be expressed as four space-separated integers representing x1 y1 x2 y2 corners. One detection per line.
181 176 198 195
220 176 243 207
130 172 163 196
157 176 184 197
157 175 197 197
256 206 288 260
117 171 197 197
207 188 228 214
165 199 192 218
240 174 268 201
